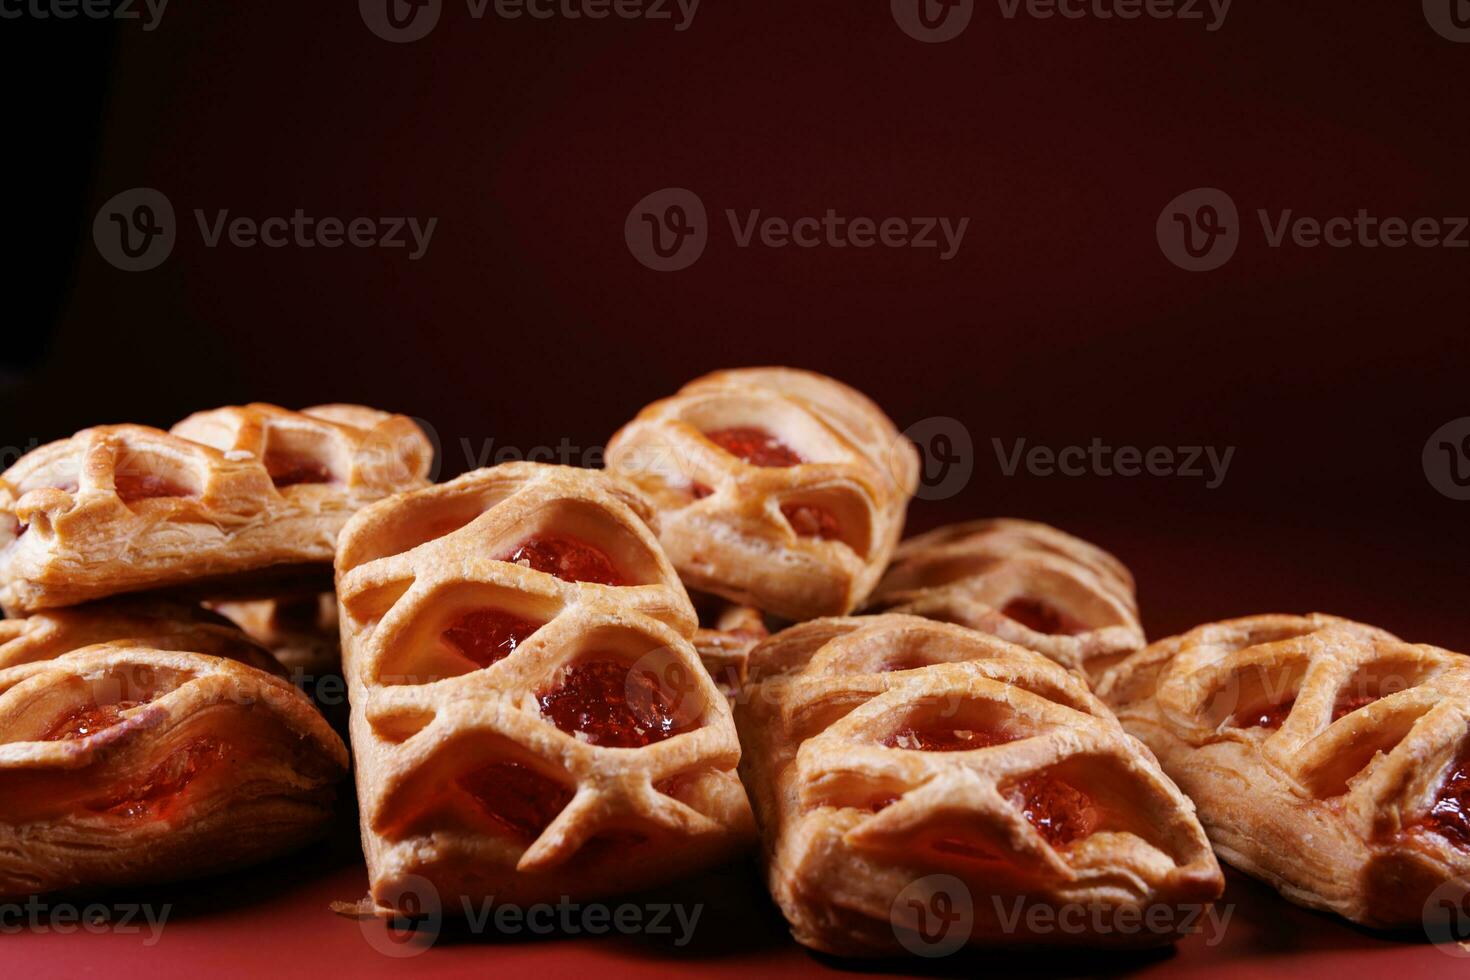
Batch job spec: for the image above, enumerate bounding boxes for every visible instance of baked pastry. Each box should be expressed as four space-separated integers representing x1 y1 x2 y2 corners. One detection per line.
1097 614 1470 928
606 368 919 621
0 403 432 615
0 597 282 675
336 462 754 912
737 615 1223 956
690 592 767 699
0 643 348 898
209 593 340 677
867 519 1144 680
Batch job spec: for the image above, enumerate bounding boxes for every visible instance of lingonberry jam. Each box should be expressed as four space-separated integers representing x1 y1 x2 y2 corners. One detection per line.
781 503 842 541
441 609 544 668
499 534 625 587
1006 772 1101 848
44 701 143 740
264 449 333 488
1234 699 1296 730
1331 690 1382 721
883 725 1018 752
458 760 574 841
703 427 804 468
1415 746 1470 848
538 658 692 748
94 738 226 820
1001 598 1087 636
114 473 193 503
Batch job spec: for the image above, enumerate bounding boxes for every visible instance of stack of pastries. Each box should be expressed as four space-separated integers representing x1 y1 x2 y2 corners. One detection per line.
1 369 1466 958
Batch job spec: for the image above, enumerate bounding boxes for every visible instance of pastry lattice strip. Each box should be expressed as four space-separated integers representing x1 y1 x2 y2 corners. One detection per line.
336 462 753 911
1098 613 1470 927
867 519 1144 679
737 615 1222 956
607 368 918 620
0 403 432 614
0 643 347 898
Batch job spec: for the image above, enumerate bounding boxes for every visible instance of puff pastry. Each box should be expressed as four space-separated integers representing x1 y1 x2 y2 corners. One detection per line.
1098 613 1470 928
336 462 754 912
690 592 767 700
867 520 1144 680
0 597 281 675
0 643 348 898
606 368 919 621
209 593 340 676
0 403 432 615
737 615 1223 956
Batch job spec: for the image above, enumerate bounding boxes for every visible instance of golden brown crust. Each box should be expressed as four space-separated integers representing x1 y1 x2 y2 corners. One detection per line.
737 615 1223 956
690 596 768 700
0 404 432 615
606 368 919 620
1097 613 1470 928
0 644 348 898
208 594 340 676
336 463 754 912
867 519 1144 681
0 598 282 675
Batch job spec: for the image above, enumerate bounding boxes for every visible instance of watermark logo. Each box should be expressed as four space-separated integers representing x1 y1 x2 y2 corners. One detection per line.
901 417 975 500
93 188 176 273
993 437 1235 489
0 898 171 945
626 646 708 731
626 188 708 272
0 0 169 30
891 874 973 956
1424 418 1470 501
892 0 975 43
1424 875 1470 955
994 897 1233 943
1157 187 1238 272
357 875 443 958
1424 0 1470 42
360 0 442 43
93 189 438 271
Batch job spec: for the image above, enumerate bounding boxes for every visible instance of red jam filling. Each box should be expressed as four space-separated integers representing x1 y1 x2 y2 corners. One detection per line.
441 609 544 668
1331 690 1382 721
94 737 226 820
498 534 626 587
114 472 193 503
44 700 143 740
883 724 1018 752
458 760 574 841
1006 772 1101 848
703 427 804 468
537 658 692 748
1416 746 1470 848
689 482 714 500
1001 598 1087 636
264 449 333 488
781 502 842 541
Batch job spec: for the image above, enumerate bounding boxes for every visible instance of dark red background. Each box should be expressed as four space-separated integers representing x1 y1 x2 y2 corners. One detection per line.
3 1 1468 975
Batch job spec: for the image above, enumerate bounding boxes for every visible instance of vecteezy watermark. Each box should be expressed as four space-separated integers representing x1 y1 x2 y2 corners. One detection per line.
353 876 704 957
1424 0 1470 42
0 0 168 30
892 0 1229 42
1424 875 1470 956
0 897 171 945
626 188 969 271
992 897 1233 945
359 0 699 43
993 437 1235 489
1159 187 1470 271
1424 418 1470 501
901 417 975 501
891 874 975 956
93 188 438 271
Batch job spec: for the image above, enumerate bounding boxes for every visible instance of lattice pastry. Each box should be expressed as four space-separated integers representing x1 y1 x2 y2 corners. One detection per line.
0 643 348 898
209 593 340 676
606 368 919 621
0 597 282 675
0 403 433 615
1098 613 1470 928
867 519 1145 681
336 462 754 912
737 615 1223 956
